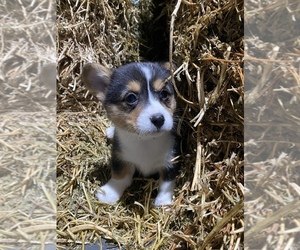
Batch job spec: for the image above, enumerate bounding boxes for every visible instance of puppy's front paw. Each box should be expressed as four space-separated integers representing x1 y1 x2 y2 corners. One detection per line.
154 192 172 207
96 183 121 204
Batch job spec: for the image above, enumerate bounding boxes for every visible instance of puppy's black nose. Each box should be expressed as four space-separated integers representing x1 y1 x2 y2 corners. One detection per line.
150 114 165 129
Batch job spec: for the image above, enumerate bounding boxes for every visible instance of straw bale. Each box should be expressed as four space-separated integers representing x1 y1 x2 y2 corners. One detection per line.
0 112 56 248
0 1 56 112
0 0 56 248
244 0 300 248
57 0 244 249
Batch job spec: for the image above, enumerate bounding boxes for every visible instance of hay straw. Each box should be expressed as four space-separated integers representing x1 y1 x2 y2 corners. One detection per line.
0 113 56 248
57 0 244 248
245 200 300 239
244 1 300 248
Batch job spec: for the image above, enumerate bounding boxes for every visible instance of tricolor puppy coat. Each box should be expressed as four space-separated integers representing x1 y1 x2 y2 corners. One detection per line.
82 62 178 206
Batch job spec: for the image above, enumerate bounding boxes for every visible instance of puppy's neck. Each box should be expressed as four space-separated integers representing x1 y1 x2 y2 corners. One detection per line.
113 126 174 176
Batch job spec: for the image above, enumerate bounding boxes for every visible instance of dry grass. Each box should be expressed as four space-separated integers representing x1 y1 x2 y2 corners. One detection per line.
1 0 298 248
0 112 56 248
56 0 244 249
55 0 245 249
0 0 56 249
0 0 56 111
244 0 300 249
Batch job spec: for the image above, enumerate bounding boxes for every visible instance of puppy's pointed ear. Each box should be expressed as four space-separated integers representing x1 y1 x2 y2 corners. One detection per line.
82 63 112 102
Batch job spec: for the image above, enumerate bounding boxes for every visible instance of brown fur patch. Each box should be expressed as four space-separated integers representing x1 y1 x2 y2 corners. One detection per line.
152 78 165 92
152 79 176 114
162 62 171 71
127 80 141 93
127 103 143 130
168 97 176 111
163 97 176 115
111 160 134 180
106 102 144 133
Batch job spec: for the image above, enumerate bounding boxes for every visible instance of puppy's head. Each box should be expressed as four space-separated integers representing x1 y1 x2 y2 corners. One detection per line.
82 62 176 136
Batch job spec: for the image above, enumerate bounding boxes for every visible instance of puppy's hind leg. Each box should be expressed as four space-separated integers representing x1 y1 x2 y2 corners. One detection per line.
97 162 135 204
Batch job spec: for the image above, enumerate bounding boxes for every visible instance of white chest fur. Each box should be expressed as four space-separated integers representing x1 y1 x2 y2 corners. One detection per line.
115 128 174 176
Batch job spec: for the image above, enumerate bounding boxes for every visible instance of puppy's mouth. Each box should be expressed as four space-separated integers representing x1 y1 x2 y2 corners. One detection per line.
137 128 170 138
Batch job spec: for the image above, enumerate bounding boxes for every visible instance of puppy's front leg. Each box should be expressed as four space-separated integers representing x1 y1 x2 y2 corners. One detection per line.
97 162 135 204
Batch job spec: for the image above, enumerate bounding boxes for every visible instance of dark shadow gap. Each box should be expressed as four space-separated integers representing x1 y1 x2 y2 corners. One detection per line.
139 0 170 62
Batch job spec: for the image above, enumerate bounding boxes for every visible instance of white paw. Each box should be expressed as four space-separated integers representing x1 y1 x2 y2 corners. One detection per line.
154 192 172 207
154 179 175 207
106 126 115 139
96 176 133 204
96 183 121 204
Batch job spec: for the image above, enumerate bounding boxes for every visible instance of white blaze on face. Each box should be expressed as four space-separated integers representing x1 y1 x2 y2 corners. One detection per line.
137 65 173 134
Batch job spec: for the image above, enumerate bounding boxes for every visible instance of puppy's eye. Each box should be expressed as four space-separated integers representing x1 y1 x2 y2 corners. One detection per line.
159 89 170 101
125 93 138 106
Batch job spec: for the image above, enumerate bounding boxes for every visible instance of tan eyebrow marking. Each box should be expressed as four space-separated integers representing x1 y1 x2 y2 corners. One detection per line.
152 78 165 92
127 80 141 93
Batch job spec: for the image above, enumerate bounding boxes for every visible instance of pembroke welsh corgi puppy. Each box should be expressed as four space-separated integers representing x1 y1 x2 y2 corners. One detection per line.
82 62 178 206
